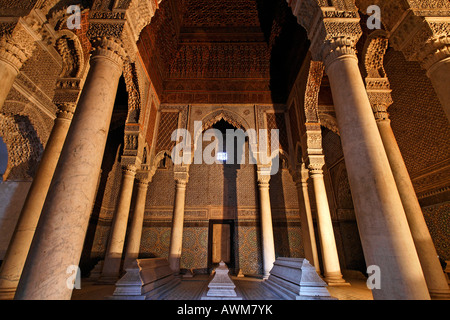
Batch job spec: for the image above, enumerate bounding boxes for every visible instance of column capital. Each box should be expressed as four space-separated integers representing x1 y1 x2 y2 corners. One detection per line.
136 178 149 188
174 169 189 185
291 163 310 186
383 3 450 71
365 78 394 122
87 0 160 63
89 36 127 69
307 154 325 176
135 169 154 185
53 78 82 121
257 165 272 186
122 165 137 177
0 19 39 72
55 103 76 121
286 1 362 67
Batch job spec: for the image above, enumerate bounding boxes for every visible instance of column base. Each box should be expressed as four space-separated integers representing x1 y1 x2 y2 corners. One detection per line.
429 288 450 300
0 287 16 300
323 272 351 287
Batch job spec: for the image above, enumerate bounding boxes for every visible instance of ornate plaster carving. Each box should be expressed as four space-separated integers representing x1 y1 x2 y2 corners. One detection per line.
363 31 394 121
286 0 363 68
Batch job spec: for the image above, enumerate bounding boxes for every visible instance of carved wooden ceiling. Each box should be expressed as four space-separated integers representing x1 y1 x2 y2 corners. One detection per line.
137 0 309 104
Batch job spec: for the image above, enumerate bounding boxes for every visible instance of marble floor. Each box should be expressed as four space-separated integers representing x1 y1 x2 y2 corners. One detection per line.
71 274 373 300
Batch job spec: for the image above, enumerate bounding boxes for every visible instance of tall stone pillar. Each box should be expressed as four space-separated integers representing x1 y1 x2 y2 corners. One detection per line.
308 156 347 286
0 100 77 300
293 165 320 273
168 169 189 273
367 78 450 299
287 1 430 299
14 37 126 300
257 168 276 279
99 165 137 283
324 46 429 300
123 178 150 269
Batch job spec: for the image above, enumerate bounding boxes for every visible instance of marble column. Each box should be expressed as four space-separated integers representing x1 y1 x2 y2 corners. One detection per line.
99 165 137 283
294 166 320 273
286 0 430 300
323 41 430 300
0 103 76 300
123 178 149 269
308 156 347 286
14 37 126 300
168 172 189 273
373 104 450 299
257 169 276 279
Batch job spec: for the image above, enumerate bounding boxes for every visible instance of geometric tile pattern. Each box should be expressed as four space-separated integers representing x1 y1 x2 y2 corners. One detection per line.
181 226 208 269
156 111 179 153
422 202 450 260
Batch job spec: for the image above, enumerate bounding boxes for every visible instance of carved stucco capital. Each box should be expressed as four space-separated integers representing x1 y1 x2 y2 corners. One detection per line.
390 15 450 72
365 78 393 120
89 36 128 69
52 77 82 121
307 154 325 177
122 164 137 177
174 165 189 185
291 163 310 186
0 19 40 71
286 0 362 68
88 0 161 63
55 103 76 121
257 165 272 186
357 1 450 72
